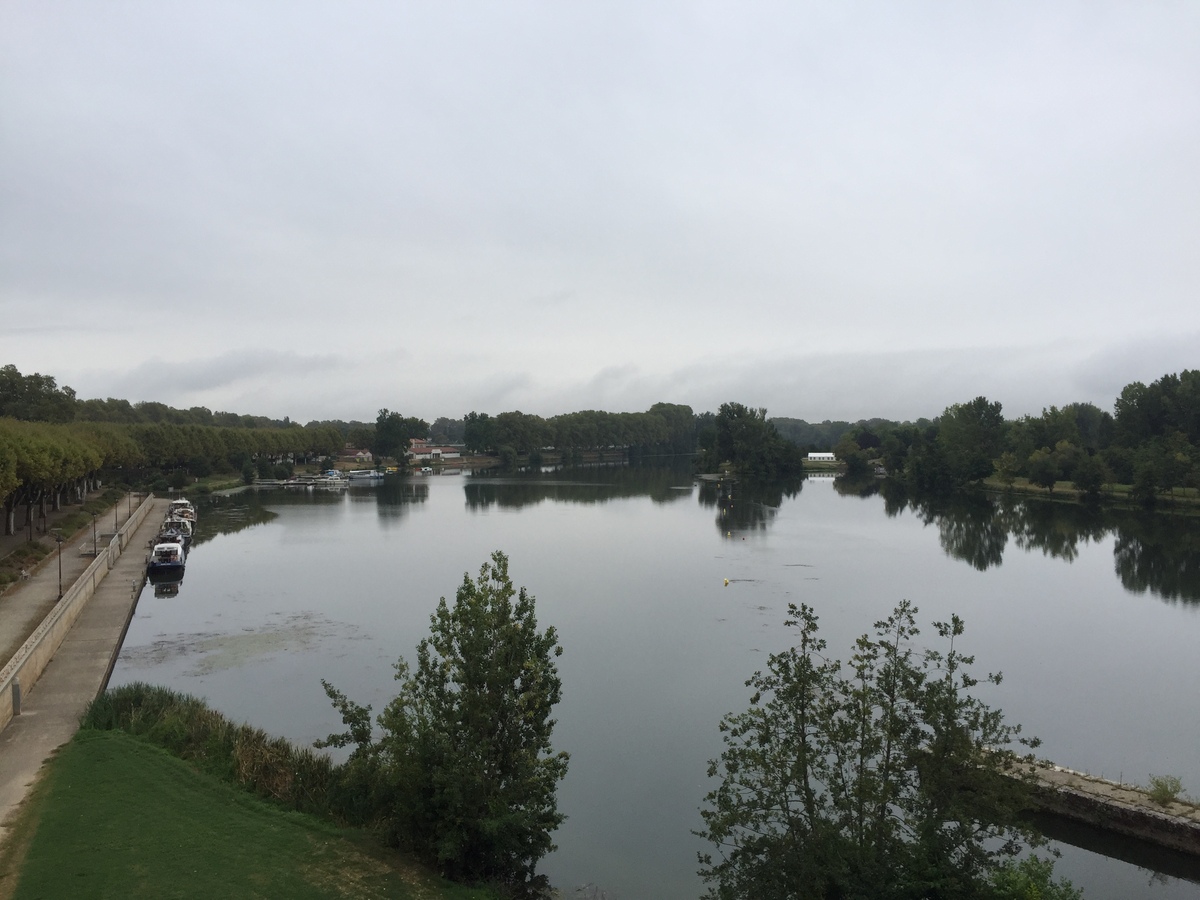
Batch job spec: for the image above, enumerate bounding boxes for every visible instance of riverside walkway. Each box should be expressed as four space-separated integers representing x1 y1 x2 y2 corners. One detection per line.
0 494 166 843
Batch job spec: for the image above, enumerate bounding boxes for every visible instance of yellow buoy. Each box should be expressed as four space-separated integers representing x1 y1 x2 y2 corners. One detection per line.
724 578 729 586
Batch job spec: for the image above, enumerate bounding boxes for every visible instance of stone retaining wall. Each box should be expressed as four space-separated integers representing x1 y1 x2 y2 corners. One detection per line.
0 494 155 731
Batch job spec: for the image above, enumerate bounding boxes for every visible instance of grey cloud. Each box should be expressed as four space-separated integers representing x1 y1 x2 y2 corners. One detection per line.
90 350 342 405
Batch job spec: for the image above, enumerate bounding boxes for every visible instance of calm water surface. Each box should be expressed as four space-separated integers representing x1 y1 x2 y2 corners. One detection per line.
113 468 1200 899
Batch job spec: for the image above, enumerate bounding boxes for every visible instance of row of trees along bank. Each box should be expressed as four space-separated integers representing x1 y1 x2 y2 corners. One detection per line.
0 416 345 535
828 370 1200 504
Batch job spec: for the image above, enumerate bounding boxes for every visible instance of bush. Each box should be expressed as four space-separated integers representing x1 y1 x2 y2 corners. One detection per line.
83 683 336 817
698 602 1050 899
319 551 568 891
1147 774 1184 806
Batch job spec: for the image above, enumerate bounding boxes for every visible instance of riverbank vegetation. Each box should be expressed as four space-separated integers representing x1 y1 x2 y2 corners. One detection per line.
699 601 1081 900
0 728 496 900
4 362 1197 539
61 552 567 897
317 551 568 895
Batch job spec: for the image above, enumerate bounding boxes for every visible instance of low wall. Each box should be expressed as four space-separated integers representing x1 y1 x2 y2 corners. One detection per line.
1023 762 1200 857
0 493 155 732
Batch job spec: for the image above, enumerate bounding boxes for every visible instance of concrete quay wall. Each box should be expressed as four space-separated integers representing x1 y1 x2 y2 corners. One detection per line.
1024 762 1200 857
0 494 156 732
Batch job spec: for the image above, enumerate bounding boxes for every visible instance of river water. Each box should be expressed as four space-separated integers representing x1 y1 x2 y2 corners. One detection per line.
112 467 1200 899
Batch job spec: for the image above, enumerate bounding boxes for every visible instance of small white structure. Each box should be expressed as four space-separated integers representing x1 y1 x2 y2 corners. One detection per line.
408 440 463 462
807 452 837 462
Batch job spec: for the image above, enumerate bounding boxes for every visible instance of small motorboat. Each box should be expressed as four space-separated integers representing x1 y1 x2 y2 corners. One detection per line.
147 541 186 579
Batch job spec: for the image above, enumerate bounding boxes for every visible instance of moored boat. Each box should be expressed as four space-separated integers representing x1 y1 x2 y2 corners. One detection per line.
158 515 194 548
147 541 186 579
167 498 197 523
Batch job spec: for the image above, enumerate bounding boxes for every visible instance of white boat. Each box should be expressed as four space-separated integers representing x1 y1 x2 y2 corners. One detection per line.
347 469 384 481
147 541 186 579
167 498 197 522
159 515 194 548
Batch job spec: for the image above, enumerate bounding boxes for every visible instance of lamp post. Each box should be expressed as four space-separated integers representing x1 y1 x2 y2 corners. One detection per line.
54 532 64 600
92 513 98 556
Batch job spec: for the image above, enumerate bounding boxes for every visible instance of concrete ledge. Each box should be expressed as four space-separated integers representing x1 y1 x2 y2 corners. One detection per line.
1023 762 1200 857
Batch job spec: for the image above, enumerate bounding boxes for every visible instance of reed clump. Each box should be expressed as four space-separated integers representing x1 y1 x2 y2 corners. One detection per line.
83 682 336 818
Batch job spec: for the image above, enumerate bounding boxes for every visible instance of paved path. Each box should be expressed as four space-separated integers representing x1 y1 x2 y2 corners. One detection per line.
0 497 166 843
0 496 141 665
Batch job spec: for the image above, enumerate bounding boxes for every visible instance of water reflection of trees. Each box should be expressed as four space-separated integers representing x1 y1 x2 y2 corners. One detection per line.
1113 514 1200 604
191 493 279 546
698 477 803 536
880 482 1200 603
374 481 429 522
463 463 696 512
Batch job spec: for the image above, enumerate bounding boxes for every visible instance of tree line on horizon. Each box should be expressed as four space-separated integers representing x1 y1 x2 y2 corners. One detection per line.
3 362 1198 533
829 370 1200 503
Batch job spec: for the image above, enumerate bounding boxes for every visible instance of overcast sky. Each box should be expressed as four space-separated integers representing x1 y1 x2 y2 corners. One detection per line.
2 2 1197 425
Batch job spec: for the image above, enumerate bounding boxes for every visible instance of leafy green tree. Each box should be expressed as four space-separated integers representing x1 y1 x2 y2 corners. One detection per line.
1071 453 1111 499
990 855 1082 899
373 409 428 462
702 403 805 479
993 451 1019 488
319 552 568 892
0 364 78 422
937 396 1006 486
834 437 871 478
1026 449 1059 493
463 411 496 454
698 602 1050 900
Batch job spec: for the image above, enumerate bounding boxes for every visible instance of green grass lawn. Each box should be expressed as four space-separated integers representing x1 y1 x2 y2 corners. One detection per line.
0 730 494 900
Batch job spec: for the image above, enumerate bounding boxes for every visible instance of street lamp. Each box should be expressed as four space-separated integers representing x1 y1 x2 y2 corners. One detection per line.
92 513 98 556
54 531 64 600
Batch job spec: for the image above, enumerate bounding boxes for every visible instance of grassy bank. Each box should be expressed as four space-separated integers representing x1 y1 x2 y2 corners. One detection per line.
0 729 496 900
982 475 1200 510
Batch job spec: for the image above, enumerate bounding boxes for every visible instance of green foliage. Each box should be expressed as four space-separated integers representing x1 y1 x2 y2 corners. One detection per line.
319 552 568 892
1070 453 1111 498
698 602 1046 900
1146 773 1185 806
8 729 495 900
994 452 1020 488
83 683 338 817
938 396 1006 486
1026 449 1059 492
834 437 871 477
989 856 1083 900
375 408 429 461
0 363 77 422
701 402 805 479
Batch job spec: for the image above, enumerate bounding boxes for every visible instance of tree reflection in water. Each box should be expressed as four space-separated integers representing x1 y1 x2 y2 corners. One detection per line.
878 481 1200 603
697 477 802 536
